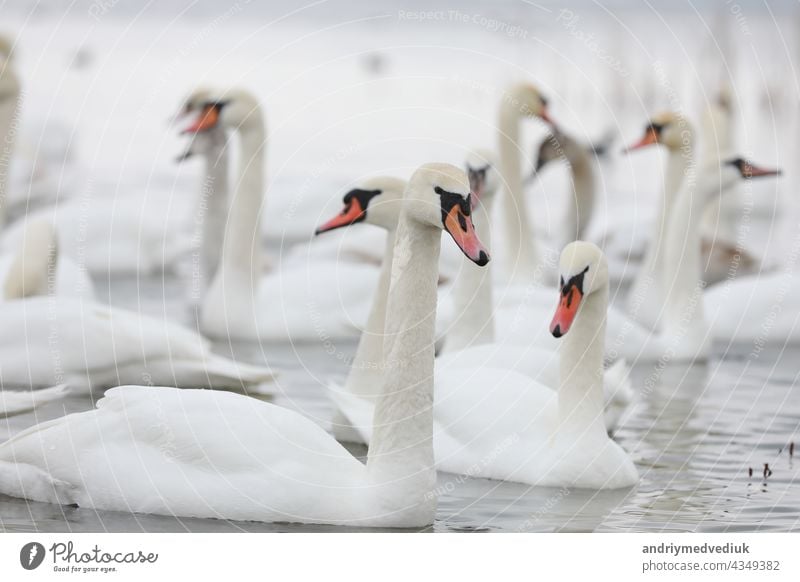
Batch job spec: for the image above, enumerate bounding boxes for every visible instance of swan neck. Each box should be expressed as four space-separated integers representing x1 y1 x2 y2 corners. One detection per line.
559 284 608 438
199 133 230 287
366 213 438 494
215 125 265 283
498 106 538 281
627 147 691 324
567 154 595 241
345 229 396 398
662 164 707 333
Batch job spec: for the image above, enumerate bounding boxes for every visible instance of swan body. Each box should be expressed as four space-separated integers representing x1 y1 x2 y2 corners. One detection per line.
0 163 490 526
0 296 274 393
1 195 195 276
0 385 69 418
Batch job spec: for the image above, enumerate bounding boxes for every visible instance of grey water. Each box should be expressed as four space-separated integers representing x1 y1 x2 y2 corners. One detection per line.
1 275 798 533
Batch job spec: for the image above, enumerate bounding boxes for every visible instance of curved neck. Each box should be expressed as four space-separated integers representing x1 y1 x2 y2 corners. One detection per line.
498 106 538 282
366 213 438 496
558 283 607 440
444 195 495 352
345 229 396 398
662 165 707 334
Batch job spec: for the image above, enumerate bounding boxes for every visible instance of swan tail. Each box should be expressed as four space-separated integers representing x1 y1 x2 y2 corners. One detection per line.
0 460 78 506
0 384 70 418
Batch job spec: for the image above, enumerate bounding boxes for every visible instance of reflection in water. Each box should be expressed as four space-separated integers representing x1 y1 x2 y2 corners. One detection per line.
1 277 799 532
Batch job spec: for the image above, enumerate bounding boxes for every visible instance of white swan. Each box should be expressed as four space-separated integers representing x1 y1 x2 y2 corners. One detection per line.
180 89 382 341
317 155 630 444
621 112 695 331
496 83 556 284
0 295 274 394
0 220 94 301
0 163 490 526
333 242 638 489
699 90 767 284
1 385 69 419
529 128 596 244
606 151 780 362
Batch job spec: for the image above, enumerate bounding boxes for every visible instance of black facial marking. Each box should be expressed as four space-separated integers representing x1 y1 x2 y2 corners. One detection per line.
540 95 549 108
559 266 590 298
435 186 472 228
341 188 382 221
646 122 665 136
202 99 230 112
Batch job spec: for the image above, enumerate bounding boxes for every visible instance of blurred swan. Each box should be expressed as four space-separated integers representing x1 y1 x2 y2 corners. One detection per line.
0 220 94 301
0 293 274 395
495 83 556 284
180 89 380 341
528 128 596 244
0 163 489 527
0 385 69 419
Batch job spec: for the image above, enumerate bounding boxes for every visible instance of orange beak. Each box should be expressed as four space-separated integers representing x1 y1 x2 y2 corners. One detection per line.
315 199 366 235
539 107 556 128
182 105 220 134
550 285 584 338
622 128 659 153
443 203 489 266
742 162 781 178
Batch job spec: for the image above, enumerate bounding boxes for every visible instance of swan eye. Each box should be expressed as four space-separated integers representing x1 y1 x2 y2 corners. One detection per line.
559 276 565 291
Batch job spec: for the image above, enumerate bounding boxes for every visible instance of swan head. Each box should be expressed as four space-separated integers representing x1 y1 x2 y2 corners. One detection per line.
724 157 781 181
505 83 555 126
550 241 607 338
174 88 227 161
623 111 693 153
407 163 490 266
314 176 406 234
179 88 263 134
464 149 499 208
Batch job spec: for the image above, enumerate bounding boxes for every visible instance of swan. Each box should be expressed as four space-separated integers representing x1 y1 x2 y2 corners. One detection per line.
606 153 780 362
528 128 596 244
496 83 556 284
1 385 69 419
179 89 382 341
0 220 94 301
699 90 766 284
0 293 274 394
333 242 638 489
0 162 490 526
621 112 696 331
316 154 631 444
